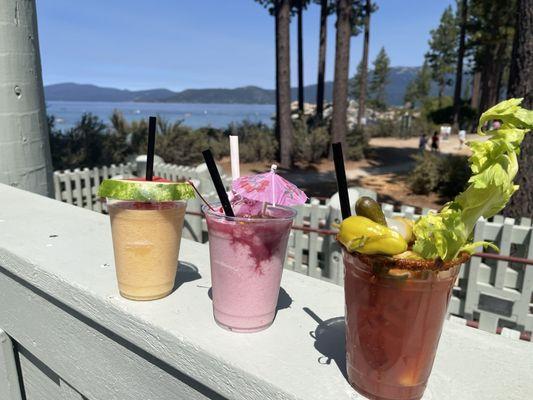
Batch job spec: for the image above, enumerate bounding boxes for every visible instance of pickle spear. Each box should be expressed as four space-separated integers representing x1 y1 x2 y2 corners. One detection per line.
355 196 387 226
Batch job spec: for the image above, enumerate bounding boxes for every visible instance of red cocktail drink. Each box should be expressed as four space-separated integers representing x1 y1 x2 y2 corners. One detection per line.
344 250 467 400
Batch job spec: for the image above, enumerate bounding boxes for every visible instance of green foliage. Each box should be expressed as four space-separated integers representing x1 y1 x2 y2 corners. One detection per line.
467 0 516 74
49 112 279 170
425 6 458 99
408 153 470 200
349 60 364 100
346 125 370 160
404 61 432 106
427 101 477 127
409 116 439 137
365 119 398 137
409 153 441 195
226 121 278 163
292 119 330 163
369 47 390 110
420 96 453 120
49 113 111 170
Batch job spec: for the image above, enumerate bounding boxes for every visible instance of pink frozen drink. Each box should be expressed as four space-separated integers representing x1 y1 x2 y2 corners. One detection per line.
203 203 296 332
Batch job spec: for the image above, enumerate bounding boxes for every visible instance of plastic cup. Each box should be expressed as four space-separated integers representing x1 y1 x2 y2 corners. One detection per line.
343 250 467 400
108 199 186 300
203 203 296 333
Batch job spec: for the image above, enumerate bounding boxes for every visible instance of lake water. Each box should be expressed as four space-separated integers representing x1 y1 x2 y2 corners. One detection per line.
46 101 275 131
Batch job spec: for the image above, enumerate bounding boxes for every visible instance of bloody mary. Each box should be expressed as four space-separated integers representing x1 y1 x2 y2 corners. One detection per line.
343 251 467 400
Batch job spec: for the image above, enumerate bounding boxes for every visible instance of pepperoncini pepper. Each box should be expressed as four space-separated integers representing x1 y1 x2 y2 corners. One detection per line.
337 216 408 255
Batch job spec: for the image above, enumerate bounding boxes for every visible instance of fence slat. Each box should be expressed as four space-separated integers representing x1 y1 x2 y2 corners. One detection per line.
82 168 92 210
53 173 62 201
308 199 321 279
93 167 102 213
63 172 73 205
292 209 304 273
72 169 83 207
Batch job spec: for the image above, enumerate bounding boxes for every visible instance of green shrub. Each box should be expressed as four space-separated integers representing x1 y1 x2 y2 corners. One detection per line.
409 153 441 194
157 127 209 166
227 121 278 163
49 113 111 170
346 125 370 160
427 101 477 127
409 153 470 199
292 119 329 163
437 154 470 199
366 119 398 137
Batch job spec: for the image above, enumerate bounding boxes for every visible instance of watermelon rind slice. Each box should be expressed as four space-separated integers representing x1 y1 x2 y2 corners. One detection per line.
98 179 195 201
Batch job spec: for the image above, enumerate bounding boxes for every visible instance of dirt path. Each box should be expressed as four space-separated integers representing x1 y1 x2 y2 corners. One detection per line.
219 134 481 210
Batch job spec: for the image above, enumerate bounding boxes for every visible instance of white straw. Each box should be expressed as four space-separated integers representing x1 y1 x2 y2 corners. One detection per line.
271 164 277 207
229 135 240 181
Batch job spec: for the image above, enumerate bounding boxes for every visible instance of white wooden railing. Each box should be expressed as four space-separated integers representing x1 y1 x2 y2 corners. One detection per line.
52 162 533 338
1 183 532 400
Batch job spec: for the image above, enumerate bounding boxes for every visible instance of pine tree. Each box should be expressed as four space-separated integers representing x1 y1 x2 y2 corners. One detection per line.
255 0 293 167
349 60 364 100
357 0 377 125
467 0 516 113
425 6 458 107
315 0 335 120
404 61 431 105
295 1 310 114
504 0 533 218
330 0 359 153
452 0 468 132
368 47 390 110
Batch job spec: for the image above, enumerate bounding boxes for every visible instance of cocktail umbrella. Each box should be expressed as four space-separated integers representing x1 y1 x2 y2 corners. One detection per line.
232 164 308 207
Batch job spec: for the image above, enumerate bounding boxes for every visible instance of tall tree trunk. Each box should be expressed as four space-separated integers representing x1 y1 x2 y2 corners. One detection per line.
471 71 481 110
504 0 533 219
297 0 304 114
479 41 507 113
452 0 467 133
0 0 53 196
330 0 351 155
276 0 293 168
357 0 371 126
438 84 444 108
316 0 328 120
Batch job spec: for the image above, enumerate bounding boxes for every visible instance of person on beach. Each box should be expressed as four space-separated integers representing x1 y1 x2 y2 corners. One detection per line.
419 133 428 153
431 131 440 152
458 129 466 149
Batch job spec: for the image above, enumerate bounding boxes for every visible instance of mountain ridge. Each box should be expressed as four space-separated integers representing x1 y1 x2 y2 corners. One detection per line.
44 66 457 106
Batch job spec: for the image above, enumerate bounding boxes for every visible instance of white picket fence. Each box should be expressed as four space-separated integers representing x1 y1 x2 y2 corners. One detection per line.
52 161 533 337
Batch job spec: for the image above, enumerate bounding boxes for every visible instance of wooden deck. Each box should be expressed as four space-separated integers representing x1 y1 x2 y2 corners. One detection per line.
0 183 532 399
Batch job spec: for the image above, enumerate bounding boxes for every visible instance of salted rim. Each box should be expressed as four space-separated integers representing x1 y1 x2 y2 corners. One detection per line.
343 249 470 271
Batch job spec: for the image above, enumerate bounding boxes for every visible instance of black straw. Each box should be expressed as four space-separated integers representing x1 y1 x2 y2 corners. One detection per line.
332 142 351 220
146 116 156 181
202 149 235 217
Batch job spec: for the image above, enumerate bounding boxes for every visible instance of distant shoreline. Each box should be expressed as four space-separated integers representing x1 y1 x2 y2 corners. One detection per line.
46 99 277 105
46 100 275 130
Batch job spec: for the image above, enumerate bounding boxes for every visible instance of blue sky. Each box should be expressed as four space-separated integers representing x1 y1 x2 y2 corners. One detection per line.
36 0 454 91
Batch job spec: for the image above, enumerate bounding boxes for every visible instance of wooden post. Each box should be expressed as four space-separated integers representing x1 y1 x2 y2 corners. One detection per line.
0 0 53 197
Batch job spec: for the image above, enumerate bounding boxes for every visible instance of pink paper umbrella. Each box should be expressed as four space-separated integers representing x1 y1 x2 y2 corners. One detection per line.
232 164 308 207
